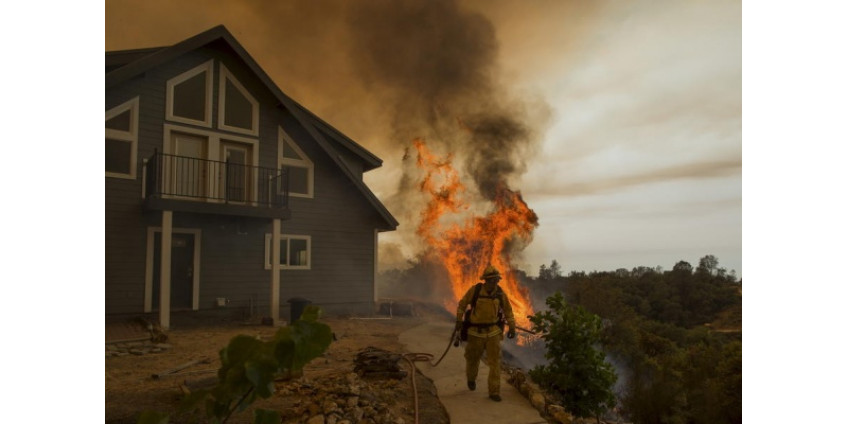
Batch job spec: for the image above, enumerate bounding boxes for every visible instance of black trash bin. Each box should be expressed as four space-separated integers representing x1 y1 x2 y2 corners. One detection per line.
287 297 312 323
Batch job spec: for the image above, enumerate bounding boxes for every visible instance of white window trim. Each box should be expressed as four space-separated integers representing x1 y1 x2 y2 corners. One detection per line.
162 123 260 202
218 63 259 136
105 96 140 179
166 60 214 128
264 233 312 270
278 126 314 198
162 123 258 162
144 227 202 312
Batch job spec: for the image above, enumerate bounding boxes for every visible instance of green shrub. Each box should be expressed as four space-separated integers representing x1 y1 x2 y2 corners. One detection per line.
138 305 332 424
529 291 617 419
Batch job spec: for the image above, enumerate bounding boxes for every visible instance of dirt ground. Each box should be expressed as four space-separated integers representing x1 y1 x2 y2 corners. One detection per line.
105 304 453 424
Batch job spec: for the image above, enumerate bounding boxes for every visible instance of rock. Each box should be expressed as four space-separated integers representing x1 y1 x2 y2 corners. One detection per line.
519 381 532 396
511 370 526 387
347 396 359 408
306 414 325 424
547 405 573 424
530 392 546 411
307 402 320 416
324 400 340 415
350 407 364 422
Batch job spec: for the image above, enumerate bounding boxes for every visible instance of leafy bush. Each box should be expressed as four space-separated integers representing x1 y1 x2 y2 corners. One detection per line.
529 291 617 419
138 305 333 424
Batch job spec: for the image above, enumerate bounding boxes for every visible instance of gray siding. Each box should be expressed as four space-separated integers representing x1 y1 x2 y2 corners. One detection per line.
106 46 388 318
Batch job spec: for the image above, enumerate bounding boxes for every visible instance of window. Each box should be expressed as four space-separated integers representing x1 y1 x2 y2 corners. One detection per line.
218 64 259 136
105 97 139 179
166 60 213 127
265 234 311 270
278 127 313 198
162 124 259 201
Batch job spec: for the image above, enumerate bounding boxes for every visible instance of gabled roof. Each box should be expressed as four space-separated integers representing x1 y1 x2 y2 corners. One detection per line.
106 25 397 230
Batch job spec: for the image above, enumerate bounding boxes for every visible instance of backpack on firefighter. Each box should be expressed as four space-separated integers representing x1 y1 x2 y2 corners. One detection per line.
459 283 507 341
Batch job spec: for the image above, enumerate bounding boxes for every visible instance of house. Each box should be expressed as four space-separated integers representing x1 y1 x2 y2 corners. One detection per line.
106 25 398 329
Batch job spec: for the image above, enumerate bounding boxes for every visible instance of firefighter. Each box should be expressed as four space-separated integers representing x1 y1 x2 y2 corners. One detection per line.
455 265 516 401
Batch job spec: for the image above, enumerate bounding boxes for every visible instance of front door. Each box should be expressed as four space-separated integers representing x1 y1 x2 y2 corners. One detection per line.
152 232 195 310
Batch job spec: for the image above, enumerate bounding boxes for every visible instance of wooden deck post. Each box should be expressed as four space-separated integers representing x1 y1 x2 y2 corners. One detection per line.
271 218 281 324
159 210 173 330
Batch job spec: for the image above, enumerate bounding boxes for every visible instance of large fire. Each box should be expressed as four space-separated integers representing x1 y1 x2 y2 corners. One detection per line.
413 139 538 329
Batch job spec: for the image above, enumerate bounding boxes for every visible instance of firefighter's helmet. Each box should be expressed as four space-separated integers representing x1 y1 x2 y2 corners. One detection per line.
480 265 501 280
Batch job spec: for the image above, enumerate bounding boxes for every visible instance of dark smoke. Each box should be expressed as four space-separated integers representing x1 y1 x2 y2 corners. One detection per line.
341 0 547 201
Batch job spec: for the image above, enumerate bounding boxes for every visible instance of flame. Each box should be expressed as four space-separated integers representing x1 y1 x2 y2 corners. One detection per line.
413 139 538 329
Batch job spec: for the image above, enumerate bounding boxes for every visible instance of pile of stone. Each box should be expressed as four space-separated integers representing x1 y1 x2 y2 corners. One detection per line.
353 347 408 380
275 371 412 424
106 341 172 357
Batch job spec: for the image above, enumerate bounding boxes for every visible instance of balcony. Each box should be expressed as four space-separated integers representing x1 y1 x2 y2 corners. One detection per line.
143 151 290 219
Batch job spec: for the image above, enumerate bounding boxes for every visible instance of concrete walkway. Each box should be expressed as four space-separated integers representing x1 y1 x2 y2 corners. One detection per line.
400 320 547 424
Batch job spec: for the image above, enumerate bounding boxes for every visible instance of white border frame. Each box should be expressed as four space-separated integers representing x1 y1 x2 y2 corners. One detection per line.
162 123 260 203
264 233 312 270
166 60 214 128
144 227 202 312
278 126 314 198
105 96 140 179
218 63 260 136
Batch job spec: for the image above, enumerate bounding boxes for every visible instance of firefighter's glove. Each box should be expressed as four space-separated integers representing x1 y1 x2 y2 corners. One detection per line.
507 326 516 339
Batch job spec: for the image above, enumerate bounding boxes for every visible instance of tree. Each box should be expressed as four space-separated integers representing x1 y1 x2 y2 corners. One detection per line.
539 264 550 280
539 260 563 280
549 259 563 278
697 255 719 275
529 291 617 419
672 261 693 274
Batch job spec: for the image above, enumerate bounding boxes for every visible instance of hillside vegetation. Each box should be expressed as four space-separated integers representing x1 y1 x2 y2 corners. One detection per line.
521 255 742 424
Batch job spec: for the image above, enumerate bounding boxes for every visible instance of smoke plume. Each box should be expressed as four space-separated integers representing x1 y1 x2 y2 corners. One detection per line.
341 0 545 200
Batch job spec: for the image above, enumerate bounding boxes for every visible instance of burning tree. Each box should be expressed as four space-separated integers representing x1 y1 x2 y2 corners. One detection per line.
412 139 538 329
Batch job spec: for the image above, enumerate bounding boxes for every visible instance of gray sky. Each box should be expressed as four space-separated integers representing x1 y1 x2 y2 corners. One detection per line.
106 0 742 278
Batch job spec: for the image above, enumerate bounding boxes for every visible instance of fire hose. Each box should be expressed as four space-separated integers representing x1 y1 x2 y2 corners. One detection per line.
398 327 456 424
401 325 537 423
402 352 434 424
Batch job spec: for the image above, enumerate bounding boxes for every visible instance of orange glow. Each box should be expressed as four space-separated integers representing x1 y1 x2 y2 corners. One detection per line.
413 139 538 329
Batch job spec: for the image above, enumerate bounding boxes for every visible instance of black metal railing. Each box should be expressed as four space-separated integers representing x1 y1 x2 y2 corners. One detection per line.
144 151 288 209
